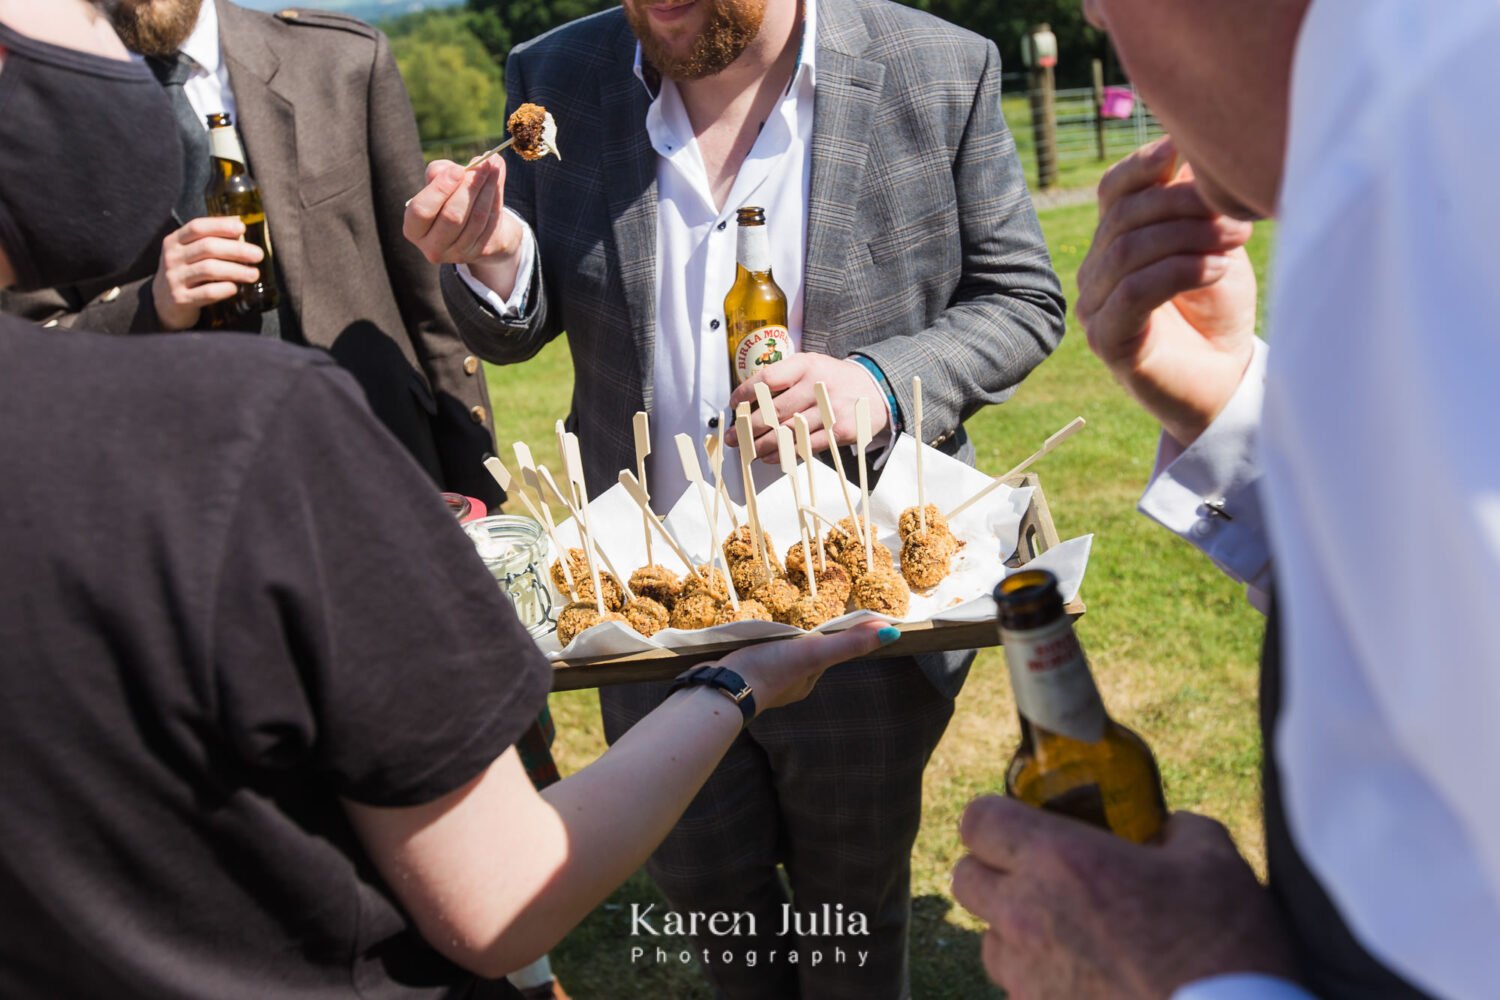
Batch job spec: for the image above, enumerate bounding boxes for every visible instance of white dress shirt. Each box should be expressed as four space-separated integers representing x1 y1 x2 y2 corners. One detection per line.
1150 2 1500 996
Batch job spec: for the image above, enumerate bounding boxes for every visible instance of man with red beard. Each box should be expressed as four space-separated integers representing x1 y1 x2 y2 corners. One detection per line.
404 0 1065 996
1 0 503 510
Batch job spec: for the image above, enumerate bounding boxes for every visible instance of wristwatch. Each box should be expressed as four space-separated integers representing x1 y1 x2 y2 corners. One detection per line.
669 664 756 727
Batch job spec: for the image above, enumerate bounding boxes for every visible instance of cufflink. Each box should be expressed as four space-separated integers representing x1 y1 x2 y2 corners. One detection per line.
1201 499 1233 521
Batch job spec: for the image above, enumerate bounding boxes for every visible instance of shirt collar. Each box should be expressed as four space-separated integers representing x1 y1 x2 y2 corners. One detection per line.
632 0 817 99
179 0 223 78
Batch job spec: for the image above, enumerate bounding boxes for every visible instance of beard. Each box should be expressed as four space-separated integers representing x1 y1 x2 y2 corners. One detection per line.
624 0 766 81
111 0 205 57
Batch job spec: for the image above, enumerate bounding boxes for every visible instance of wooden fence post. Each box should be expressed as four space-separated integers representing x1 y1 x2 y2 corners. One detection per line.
1091 58 1108 161
1028 66 1059 190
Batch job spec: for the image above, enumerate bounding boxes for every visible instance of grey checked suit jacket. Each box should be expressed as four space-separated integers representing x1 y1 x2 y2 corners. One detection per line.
443 0 1066 694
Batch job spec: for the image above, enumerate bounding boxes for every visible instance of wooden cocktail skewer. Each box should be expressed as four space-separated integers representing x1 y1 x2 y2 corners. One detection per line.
734 404 771 572
676 434 740 611
814 381 866 549
618 471 708 579
792 413 827 571
483 457 579 601
775 426 818 601
946 416 1087 520
705 426 741 533
913 376 927 535
535 465 635 603
561 433 606 614
511 442 577 596
854 398 874 570
633 412 655 567
554 420 582 512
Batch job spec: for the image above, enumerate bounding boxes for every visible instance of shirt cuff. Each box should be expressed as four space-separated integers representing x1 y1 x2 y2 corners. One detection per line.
454 208 536 318
846 353 899 469
1172 973 1318 1000
1138 338 1272 600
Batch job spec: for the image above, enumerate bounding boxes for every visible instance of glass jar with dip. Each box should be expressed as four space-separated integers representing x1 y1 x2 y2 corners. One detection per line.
462 515 554 639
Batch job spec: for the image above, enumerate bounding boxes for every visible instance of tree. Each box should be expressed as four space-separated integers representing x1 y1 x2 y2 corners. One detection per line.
387 11 508 143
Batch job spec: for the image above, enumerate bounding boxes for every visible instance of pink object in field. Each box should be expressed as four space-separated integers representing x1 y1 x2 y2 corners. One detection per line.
1100 86 1135 120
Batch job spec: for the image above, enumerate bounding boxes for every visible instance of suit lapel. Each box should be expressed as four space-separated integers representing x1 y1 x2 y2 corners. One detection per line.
598 24 661 408
803 0 883 354
217 0 307 330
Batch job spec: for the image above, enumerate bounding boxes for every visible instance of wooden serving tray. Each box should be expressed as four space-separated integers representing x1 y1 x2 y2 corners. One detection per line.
549 473 1084 691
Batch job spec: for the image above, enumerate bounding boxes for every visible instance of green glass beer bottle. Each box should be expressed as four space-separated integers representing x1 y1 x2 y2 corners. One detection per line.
203 112 278 325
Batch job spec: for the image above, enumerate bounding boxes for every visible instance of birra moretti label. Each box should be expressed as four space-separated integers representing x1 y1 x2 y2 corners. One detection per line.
730 219 793 384
1003 618 1107 743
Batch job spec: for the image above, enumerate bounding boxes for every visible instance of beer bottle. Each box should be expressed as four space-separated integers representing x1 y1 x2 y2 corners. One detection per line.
203 112 278 324
996 569 1167 843
724 206 792 387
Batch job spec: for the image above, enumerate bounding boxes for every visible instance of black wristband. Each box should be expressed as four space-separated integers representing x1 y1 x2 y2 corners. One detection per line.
669 664 756 728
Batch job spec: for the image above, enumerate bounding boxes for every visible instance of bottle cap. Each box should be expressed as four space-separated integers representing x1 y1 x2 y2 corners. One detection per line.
994 569 1063 630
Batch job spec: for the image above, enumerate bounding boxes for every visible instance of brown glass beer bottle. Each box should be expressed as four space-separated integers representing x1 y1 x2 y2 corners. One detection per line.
202 112 278 325
724 206 792 387
996 569 1167 843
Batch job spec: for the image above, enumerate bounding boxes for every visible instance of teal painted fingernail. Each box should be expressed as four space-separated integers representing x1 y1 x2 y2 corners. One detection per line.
877 626 900 646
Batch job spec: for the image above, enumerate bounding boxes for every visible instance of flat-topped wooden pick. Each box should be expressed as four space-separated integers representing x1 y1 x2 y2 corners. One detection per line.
734 409 771 571
536 465 634 603
946 416 1087 520
676 434 738 610
633 412 654 565
561 433 606 613
618 470 703 577
776 425 817 601
485 456 575 596
913 376 927 534
814 381 865 548
854 397 874 568
793 413 827 570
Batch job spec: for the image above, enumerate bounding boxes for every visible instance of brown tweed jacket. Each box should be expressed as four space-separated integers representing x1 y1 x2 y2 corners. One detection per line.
3 1 500 505
442 0 1065 694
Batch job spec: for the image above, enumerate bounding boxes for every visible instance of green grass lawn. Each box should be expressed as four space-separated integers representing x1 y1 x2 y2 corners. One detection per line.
484 199 1277 999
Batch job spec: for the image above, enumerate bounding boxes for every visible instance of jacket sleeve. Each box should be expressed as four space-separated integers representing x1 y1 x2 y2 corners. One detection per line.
1 271 161 335
440 48 559 367
854 40 1066 439
365 29 503 504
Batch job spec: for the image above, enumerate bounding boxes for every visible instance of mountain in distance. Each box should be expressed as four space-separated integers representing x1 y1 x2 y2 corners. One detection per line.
235 0 464 24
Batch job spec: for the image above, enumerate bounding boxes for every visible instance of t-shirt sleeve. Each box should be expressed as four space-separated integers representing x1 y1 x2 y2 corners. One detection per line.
209 360 550 807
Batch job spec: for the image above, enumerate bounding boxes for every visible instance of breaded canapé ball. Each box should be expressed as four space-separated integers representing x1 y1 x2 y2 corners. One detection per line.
786 594 837 631
507 102 550 160
900 534 957 590
824 515 873 566
898 504 953 543
669 593 723 631
729 557 777 597
722 525 776 566
573 570 624 612
851 567 911 617
839 539 896 580
623 596 670 637
629 564 682 609
679 564 731 602
750 577 802 623
714 599 774 625
788 558 852 608
549 547 590 596
556 600 621 646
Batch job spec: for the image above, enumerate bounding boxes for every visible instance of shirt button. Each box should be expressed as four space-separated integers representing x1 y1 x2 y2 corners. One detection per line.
717 221 727 231
709 416 720 429
710 319 721 330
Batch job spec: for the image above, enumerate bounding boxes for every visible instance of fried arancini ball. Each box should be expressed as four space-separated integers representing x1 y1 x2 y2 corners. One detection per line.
788 558 852 608
556 600 600 646
749 577 802 623
729 557 777 597
824 515 873 566
573 569 625 612
507 103 549 160
839 539 896 580
623 596 670 637
713 599 774 624
669 593 722 630
629 564 682 609
723 525 777 565
787 594 837 631
898 504 953 543
679 564 731 602
851 567 911 617
900 535 955 590
549 547 590 596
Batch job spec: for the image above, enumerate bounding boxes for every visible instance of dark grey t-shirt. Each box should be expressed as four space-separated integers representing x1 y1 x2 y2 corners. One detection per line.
0 318 548 998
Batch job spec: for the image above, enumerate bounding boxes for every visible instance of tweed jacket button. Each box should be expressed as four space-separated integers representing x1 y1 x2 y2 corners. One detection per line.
100 286 122 303
469 405 487 425
463 355 480 376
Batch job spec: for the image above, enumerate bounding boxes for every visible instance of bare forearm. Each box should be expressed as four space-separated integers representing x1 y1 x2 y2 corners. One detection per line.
484 687 744 970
